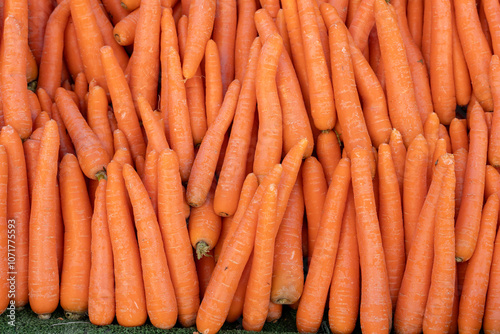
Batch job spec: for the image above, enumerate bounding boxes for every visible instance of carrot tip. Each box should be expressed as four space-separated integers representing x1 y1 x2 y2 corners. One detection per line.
64 311 87 320
196 241 211 260
37 314 52 320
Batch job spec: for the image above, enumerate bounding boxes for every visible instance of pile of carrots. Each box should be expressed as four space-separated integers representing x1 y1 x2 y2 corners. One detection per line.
1 0 500 333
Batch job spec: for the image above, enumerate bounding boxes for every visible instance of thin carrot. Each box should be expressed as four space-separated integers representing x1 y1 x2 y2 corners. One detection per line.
234 0 257 83
50 103 75 158
196 249 215 300
455 102 488 262
316 130 341 185
0 146 8 314
226 253 253 323
484 214 500 333
59 154 92 320
213 0 237 94
55 88 110 179
33 112 51 131
407 0 423 48
458 194 499 333
388 129 407 195
157 149 200 327
28 120 59 318
63 19 84 80
138 96 170 154
348 0 375 53
74 74 88 118
489 55 500 167
205 39 223 128
27 0 53 65
88 85 114 160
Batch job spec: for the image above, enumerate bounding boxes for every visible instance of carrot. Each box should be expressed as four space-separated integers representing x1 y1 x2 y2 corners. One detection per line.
489 55 500 167
157 149 200 327
452 148 468 219
196 249 215 300
328 186 360 334
295 0 336 131
394 154 452 334
28 120 59 318
451 0 472 107
368 27 386 93
374 0 423 147
235 0 257 83
189 181 221 259
113 129 130 154
484 215 500 333
196 164 283 334
130 0 161 113
454 0 493 111
88 179 115 326
88 85 114 160
166 46 195 182
226 252 252 323
27 91 42 125
177 15 207 146
459 194 499 333
138 96 170 154
455 103 488 262
348 0 375 53
378 144 405 310
100 46 146 161
439 124 452 153
388 129 407 195
351 147 392 333
70 0 107 93
302 157 327 261
316 130 341 185
215 173 259 262
329 20 374 173
0 146 7 314
187 80 240 207
297 159 350 333
101 0 129 24
485 165 500 200
271 177 305 306
23 139 39 200
37 0 70 100
0 16 32 140
403 134 428 258
213 0 237 94
105 160 147 327
242 183 278 331
424 112 440 186
182 0 216 79
422 160 456 334
407 0 423 48
33 111 50 131
51 103 76 158
59 154 92 319
55 88 110 179
204 39 223 127
113 9 139 46
122 164 178 329
36 88 52 116
450 118 469 153
27 0 53 65
432 138 448 167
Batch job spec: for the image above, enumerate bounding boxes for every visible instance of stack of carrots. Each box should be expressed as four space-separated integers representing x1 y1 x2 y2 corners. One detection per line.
1 0 500 333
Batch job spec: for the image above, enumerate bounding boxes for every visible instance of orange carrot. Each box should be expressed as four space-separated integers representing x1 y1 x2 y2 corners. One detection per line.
0 146 8 314
226 252 253 323
235 0 257 83
204 39 223 127
389 129 407 195
213 0 237 94
316 130 341 185
196 249 215 300
113 9 139 46
484 213 500 333
88 85 114 160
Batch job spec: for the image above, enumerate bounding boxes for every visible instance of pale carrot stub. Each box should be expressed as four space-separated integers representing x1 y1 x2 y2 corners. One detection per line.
28 120 60 318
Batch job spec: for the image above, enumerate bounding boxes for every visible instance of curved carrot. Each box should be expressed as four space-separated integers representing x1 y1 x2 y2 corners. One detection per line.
28 120 59 318
106 160 147 327
297 159 351 333
182 0 216 79
88 179 115 326
157 149 200 327
59 154 92 319
100 46 146 161
113 9 139 46
187 80 240 207
88 85 114 160
455 102 488 262
459 194 499 333
422 160 456 333
55 88 110 179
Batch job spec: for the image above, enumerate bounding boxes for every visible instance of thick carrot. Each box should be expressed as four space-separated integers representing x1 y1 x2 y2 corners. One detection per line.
213 0 237 94
351 147 392 333
157 149 200 327
214 38 261 217
302 156 327 261
182 0 216 79
59 154 92 319
166 46 195 182
295 0 336 131
235 0 257 83
484 216 500 333
27 0 53 66
28 120 59 318
1 16 32 140
105 160 147 327
297 159 351 333
189 181 221 258
0 146 7 314
316 130 341 185
403 134 428 257
55 88 110 179
242 183 278 331
328 186 360 334
455 102 488 262
187 80 240 207
113 9 139 46
422 161 456 333
88 85 114 160
70 0 107 93
374 0 423 147
271 177 305 306
454 0 493 111
129 0 161 112
378 144 405 310
88 179 115 326
394 154 452 334
37 0 70 100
